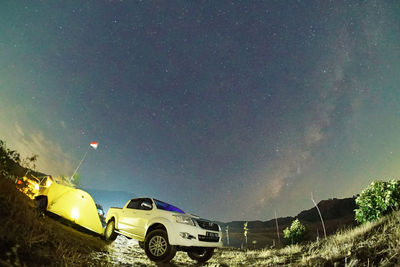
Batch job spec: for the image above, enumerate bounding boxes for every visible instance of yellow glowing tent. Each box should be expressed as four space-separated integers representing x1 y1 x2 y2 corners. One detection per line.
37 179 104 235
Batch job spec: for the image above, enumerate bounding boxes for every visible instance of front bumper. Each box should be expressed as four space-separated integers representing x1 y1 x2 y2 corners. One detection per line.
167 223 223 248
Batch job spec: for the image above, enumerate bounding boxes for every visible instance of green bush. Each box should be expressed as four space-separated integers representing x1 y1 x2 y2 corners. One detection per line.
355 180 400 224
0 140 21 178
283 219 306 245
0 139 38 180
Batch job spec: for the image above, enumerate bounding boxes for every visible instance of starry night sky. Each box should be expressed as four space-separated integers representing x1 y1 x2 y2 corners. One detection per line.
1 1 400 221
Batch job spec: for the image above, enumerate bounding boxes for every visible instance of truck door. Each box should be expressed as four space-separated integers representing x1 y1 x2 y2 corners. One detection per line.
118 199 141 235
118 198 153 240
130 198 153 239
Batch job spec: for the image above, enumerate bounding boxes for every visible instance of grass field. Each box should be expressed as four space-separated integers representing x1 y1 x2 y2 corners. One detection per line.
1 176 400 266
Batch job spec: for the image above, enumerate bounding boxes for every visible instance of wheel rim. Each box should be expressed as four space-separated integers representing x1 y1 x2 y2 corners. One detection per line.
149 235 168 256
106 222 114 238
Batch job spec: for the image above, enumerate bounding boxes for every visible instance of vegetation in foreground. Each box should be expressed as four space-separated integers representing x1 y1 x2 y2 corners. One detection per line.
212 210 400 266
283 218 306 245
355 179 400 224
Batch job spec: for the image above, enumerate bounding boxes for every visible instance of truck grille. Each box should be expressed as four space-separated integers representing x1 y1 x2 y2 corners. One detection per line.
198 235 220 242
196 219 220 231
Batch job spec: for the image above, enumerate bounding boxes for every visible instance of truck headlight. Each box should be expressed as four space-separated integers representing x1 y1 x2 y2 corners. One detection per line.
173 215 195 226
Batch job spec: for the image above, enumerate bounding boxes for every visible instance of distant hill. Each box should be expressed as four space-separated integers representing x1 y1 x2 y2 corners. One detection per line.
221 197 358 248
82 188 136 214
297 197 357 222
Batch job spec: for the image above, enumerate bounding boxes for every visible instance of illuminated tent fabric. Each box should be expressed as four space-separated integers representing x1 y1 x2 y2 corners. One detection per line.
41 182 104 235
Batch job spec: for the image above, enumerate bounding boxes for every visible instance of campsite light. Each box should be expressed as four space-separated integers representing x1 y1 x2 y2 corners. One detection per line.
46 179 52 187
71 208 80 221
35 184 39 191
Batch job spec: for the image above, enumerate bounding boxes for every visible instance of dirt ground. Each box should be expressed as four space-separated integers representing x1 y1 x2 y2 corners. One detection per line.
90 235 229 266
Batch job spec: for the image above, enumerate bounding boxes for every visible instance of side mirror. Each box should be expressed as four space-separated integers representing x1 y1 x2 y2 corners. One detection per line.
141 202 152 210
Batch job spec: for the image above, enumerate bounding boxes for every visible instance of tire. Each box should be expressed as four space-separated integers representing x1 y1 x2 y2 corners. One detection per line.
138 241 144 249
144 229 176 263
104 220 118 241
35 196 47 213
187 247 214 263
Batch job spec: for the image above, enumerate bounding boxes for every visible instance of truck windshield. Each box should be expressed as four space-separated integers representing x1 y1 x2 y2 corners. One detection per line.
154 199 184 214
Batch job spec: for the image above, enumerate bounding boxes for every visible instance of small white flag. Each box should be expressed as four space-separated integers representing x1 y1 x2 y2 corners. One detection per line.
90 142 98 149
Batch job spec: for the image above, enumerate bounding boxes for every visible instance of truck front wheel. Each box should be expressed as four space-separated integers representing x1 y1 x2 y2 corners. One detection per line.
104 220 118 241
187 247 214 263
144 229 176 263
138 241 144 249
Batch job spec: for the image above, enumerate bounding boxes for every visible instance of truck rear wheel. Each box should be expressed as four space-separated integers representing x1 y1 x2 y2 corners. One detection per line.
144 229 176 263
187 247 214 263
104 220 118 241
35 196 47 214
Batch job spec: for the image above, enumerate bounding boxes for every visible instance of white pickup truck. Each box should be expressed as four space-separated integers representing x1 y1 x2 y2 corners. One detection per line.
104 197 223 263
